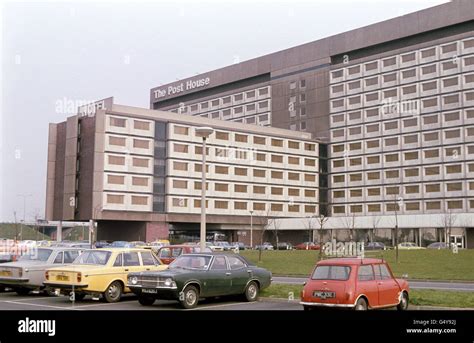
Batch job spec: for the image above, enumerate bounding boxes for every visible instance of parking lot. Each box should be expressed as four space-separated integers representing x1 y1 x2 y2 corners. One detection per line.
0 291 301 311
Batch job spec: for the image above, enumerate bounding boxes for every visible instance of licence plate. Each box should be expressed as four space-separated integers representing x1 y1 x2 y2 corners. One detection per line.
313 291 335 299
0 270 12 277
142 288 158 294
56 275 69 281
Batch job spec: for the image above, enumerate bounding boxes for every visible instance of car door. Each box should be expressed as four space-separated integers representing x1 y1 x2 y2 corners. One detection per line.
139 251 163 271
205 255 231 296
158 248 172 264
227 255 251 294
356 264 379 308
374 263 400 306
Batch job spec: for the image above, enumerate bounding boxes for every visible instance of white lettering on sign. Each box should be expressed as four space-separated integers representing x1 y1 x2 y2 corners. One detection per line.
154 77 210 99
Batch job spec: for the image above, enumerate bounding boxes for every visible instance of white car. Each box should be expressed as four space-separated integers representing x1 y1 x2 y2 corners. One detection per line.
397 242 426 250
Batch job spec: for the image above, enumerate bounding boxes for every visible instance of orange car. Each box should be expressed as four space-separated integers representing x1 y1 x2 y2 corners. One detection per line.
300 258 409 311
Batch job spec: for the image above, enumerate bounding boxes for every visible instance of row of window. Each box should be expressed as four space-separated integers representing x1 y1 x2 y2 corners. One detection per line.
171 198 317 214
105 174 151 187
330 38 474 82
172 161 318 182
332 124 474 140
106 194 150 205
332 164 474 183
107 155 152 168
333 181 474 198
194 111 271 125
331 89 474 112
169 86 270 114
331 70 474 97
171 179 318 197
109 117 152 131
331 108 474 126
332 199 474 215
108 135 152 150
172 126 317 151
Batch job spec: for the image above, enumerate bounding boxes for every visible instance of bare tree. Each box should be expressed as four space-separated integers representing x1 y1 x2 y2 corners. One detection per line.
341 212 357 242
302 215 316 244
315 208 330 260
370 215 381 243
254 208 273 262
440 211 457 249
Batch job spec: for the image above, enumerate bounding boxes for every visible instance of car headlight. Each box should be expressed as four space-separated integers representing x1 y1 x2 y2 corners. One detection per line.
130 276 138 285
164 278 173 286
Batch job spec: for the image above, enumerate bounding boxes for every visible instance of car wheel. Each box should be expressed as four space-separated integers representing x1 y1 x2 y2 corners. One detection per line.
73 293 86 301
397 292 409 311
15 288 30 296
179 285 199 309
243 281 259 302
103 281 123 303
354 297 368 311
138 296 155 306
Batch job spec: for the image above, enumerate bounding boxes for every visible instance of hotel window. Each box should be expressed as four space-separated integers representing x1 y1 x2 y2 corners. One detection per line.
348 111 361 121
107 194 124 204
443 94 460 106
442 61 457 71
211 99 220 107
333 190 345 198
305 143 315 151
365 77 378 87
350 205 363 213
300 79 306 88
194 200 209 208
271 204 284 212
404 152 418 161
235 167 248 176
305 205 316 213
288 141 300 149
132 158 149 168
384 121 398 130
350 189 362 197
426 201 441 210
385 137 398 146
403 135 418 144
108 155 125 165
349 127 362 135
253 136 266 145
215 201 228 209
383 56 396 67
350 173 362 182
253 203 266 211
271 187 283 195
386 186 399 195
110 117 126 128
385 170 399 179
333 144 344 153
403 118 418 128
367 171 380 180
425 184 440 193
447 201 463 210
305 189 316 197
385 154 399 162
200 101 209 110
246 104 256 112
131 196 148 206
404 168 419 177
406 202 420 211
333 206 345 214
405 185 419 194
194 146 209 155
300 121 307 131
383 88 397 99
288 157 300 165
367 156 380 164
367 188 381 196
300 93 306 102
366 124 379 133
333 159 345 168
470 182 474 190
253 186 266 194
256 153 266 162
253 169 266 178
194 164 209 173
332 129 345 138
332 84 344 93
304 158 316 167
173 143 188 153
446 165 462 174
422 80 437 91
423 132 439 142
259 101 269 109
194 182 209 191
366 139 379 149
134 120 150 130
447 183 462 192
271 171 283 179
421 47 436 58
234 201 247 210
107 175 125 185
424 149 439 158
133 139 149 149
424 166 440 176
402 69 416 79
211 112 220 119
213 166 228 175
368 204 381 212
215 183 229 192
332 114 344 123
444 111 460 122
234 93 243 102
288 172 300 181
271 154 283 163
172 180 187 189
132 177 149 187
305 174 316 182
443 76 459 88
235 133 248 143
383 73 397 83
333 175 345 183
348 65 360 75
271 139 283 147
402 85 416 95
445 129 460 139
222 96 231 104
109 136 126 146
288 205 300 213
215 131 229 140
386 203 399 212
233 107 243 115
234 184 248 193
422 64 437 75
423 114 438 125
174 125 189 135
222 109 231 118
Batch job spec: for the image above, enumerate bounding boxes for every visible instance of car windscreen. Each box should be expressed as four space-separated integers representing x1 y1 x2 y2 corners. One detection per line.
169 255 211 270
18 248 53 262
311 265 351 281
73 250 111 265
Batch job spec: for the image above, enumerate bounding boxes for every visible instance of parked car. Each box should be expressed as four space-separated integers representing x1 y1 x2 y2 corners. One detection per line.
206 242 225 252
295 242 320 250
365 242 386 251
127 252 272 309
110 241 130 248
427 242 456 249
276 242 293 250
44 248 167 302
95 241 111 248
156 245 212 264
255 242 274 250
397 242 425 250
300 258 409 311
0 247 83 295
232 242 250 250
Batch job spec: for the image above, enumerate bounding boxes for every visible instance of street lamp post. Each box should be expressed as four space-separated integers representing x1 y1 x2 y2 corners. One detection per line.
195 127 214 252
249 210 254 248
17 194 32 240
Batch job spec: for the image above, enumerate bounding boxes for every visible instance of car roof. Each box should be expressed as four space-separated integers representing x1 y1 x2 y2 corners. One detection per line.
94 247 151 252
317 257 384 266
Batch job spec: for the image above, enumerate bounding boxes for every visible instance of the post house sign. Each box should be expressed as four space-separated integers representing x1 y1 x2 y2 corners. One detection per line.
153 77 210 99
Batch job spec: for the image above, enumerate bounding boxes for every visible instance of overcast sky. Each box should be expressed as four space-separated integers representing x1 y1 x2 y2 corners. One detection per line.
0 0 448 222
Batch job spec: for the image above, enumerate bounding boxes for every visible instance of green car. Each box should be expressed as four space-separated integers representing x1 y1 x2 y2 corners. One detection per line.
127 252 272 309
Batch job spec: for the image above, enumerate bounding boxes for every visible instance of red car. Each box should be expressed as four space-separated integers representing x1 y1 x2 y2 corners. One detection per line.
300 258 409 311
156 245 211 264
294 242 320 250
